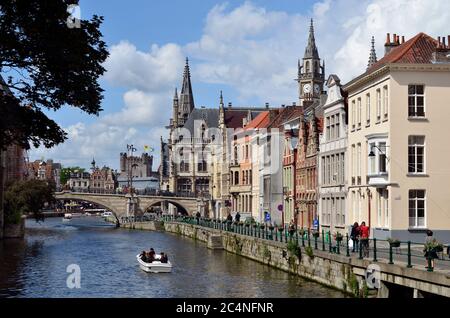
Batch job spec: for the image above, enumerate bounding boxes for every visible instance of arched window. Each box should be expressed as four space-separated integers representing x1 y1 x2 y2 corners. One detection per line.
305 61 310 73
234 171 239 185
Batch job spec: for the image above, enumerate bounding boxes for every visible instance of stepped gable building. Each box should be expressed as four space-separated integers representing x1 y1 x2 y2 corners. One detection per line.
295 19 327 230
89 158 116 194
318 74 348 235
343 32 450 242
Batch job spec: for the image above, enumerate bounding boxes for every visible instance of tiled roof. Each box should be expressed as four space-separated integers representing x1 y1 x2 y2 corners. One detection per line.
268 106 303 129
367 32 439 73
245 111 270 130
224 108 264 129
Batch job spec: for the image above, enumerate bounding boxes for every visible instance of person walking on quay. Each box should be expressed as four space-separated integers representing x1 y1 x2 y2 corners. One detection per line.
196 211 201 225
424 230 438 269
288 220 296 240
359 222 370 258
226 212 233 231
350 222 360 253
235 212 241 223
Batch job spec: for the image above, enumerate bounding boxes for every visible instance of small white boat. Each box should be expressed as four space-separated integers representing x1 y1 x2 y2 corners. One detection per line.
136 254 172 273
62 213 72 221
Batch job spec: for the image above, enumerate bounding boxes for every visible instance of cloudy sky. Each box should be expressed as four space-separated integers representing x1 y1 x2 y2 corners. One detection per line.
30 0 450 170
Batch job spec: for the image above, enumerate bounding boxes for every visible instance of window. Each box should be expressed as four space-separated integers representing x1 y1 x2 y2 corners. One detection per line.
409 190 425 228
330 115 335 139
321 157 326 184
369 142 376 174
383 86 388 119
366 94 371 126
384 190 389 228
357 143 361 184
376 89 381 121
326 117 330 140
351 100 356 130
351 145 356 185
357 98 362 128
408 85 425 117
408 136 425 174
335 115 340 139
379 142 387 173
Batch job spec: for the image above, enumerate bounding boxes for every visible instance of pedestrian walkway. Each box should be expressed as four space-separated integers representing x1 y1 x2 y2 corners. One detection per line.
161 215 450 274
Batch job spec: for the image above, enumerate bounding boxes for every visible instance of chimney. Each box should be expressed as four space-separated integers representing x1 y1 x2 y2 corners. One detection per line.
448 35 450 49
228 102 232 108
265 102 269 109
401 36 405 44
293 102 297 107
384 32 401 56
281 104 286 108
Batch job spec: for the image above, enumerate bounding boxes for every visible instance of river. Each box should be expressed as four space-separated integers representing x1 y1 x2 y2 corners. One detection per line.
0 217 345 298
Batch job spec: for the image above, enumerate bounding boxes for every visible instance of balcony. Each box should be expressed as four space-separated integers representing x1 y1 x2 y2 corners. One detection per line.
367 172 389 187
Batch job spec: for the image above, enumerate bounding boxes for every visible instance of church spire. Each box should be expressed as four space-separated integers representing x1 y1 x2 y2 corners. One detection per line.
172 87 179 128
180 57 195 114
367 36 378 70
304 19 319 59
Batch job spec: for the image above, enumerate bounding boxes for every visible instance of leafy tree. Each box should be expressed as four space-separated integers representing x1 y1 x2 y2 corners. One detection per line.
4 179 55 223
60 166 86 186
0 0 108 149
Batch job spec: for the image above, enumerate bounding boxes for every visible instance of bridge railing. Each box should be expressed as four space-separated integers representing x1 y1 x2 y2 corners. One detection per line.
57 189 205 198
160 216 450 273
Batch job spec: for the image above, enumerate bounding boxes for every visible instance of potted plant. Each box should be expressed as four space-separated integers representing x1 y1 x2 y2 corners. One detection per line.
424 238 444 253
298 228 306 236
245 223 250 227
260 224 265 229
278 226 284 232
335 232 343 242
387 238 401 248
312 230 320 238
252 223 258 228
268 224 275 231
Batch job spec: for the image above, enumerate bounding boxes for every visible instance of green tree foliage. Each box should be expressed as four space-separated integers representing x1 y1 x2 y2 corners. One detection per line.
60 166 85 186
0 0 108 149
4 179 55 223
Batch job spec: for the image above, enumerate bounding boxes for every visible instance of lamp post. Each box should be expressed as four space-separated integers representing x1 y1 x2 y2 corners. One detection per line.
126 144 137 217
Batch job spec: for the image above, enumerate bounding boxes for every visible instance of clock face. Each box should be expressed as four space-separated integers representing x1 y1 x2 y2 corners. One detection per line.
314 84 320 94
303 84 311 94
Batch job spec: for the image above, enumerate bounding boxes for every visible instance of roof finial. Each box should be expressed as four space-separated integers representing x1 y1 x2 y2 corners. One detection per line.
174 87 178 100
219 90 224 107
367 36 378 71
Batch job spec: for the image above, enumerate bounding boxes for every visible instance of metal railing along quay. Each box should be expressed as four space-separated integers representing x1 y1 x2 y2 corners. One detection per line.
159 215 450 273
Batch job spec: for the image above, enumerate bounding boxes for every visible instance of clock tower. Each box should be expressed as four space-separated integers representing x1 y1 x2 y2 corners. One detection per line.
298 19 325 107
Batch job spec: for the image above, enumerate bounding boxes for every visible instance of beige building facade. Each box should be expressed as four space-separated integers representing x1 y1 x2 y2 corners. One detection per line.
345 33 450 242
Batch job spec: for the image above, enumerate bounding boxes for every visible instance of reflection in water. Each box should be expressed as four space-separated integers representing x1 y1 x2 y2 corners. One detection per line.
0 218 345 298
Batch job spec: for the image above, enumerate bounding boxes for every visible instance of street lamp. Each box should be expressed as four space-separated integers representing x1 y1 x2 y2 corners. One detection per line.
126 144 137 218
368 145 390 161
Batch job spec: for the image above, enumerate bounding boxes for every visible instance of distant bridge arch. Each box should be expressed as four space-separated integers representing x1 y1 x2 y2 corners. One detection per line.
54 192 199 220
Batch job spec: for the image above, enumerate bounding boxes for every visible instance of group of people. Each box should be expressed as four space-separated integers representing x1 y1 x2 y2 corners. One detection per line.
140 248 169 264
350 221 370 256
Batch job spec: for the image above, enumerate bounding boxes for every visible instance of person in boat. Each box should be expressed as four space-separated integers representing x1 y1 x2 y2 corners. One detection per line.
160 252 168 263
140 250 148 262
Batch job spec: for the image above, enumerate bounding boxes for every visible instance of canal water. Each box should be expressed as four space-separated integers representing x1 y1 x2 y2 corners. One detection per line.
0 217 345 298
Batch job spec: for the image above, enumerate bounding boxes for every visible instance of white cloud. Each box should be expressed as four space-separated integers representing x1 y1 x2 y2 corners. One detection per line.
104 41 184 93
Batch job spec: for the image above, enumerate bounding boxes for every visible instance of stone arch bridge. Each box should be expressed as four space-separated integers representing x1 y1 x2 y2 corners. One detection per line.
54 191 199 220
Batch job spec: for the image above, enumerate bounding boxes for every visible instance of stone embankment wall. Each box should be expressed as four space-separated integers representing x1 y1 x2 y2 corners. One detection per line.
124 221 450 298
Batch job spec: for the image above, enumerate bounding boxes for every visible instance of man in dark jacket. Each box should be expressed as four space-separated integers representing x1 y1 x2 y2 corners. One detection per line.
196 211 201 224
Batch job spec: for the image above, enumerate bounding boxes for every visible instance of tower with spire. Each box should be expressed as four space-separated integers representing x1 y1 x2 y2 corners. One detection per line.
298 19 325 107
178 58 195 126
367 36 378 70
